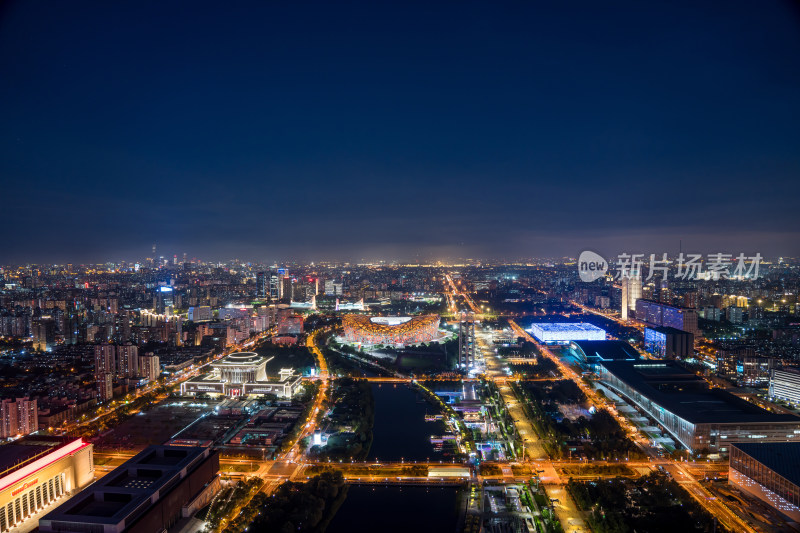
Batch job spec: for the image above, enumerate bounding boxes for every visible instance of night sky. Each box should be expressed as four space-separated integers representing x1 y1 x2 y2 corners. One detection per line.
2 1 799 264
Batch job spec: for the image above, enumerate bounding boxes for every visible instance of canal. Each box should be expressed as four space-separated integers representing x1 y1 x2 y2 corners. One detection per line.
367 383 451 462
326 485 461 533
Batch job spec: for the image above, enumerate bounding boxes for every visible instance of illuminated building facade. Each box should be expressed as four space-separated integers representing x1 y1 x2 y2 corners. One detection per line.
342 314 440 346
40 444 219 533
635 299 699 335
528 323 606 344
0 398 38 439
458 317 475 367
770 368 800 406
180 352 302 398
620 270 642 320
597 360 800 454
0 437 93 533
643 326 693 359
729 443 800 523
256 271 268 299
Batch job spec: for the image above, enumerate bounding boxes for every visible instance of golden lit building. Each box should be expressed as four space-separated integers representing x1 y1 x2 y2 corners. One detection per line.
0 437 93 532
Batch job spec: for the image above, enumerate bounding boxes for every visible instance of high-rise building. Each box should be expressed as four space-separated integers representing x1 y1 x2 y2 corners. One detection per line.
0 399 19 439
139 353 160 383
94 344 116 375
256 271 268 299
458 316 475 367
156 286 174 313
97 373 113 402
0 398 38 438
281 276 293 302
269 269 280 300
117 344 139 377
32 318 56 351
620 270 642 320
726 306 744 324
741 356 775 387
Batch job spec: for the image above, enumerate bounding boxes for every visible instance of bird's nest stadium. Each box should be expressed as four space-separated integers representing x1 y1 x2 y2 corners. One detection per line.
342 314 441 346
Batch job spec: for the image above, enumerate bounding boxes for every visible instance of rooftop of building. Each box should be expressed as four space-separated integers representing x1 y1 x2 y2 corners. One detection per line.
530 323 605 333
571 340 640 362
0 436 82 480
599 360 800 425
42 445 212 525
212 351 271 367
732 442 800 487
645 326 694 336
636 299 695 311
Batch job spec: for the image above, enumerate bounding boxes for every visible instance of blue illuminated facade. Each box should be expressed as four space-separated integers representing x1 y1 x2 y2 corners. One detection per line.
644 328 667 357
528 323 606 344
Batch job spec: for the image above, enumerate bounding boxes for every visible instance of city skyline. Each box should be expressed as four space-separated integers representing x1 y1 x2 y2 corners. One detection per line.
3 2 800 532
2 1 800 263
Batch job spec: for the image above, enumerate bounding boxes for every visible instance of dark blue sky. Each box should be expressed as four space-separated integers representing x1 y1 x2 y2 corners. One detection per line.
1 1 799 263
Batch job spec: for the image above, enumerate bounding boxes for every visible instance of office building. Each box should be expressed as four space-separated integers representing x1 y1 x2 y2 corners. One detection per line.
597 360 800 454
729 442 800 523
269 269 280 300
620 270 642 321
635 299 699 335
256 271 268 299
155 286 174 313
770 368 800 406
280 276 293 302
40 444 219 533
643 326 693 359
0 437 93 533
